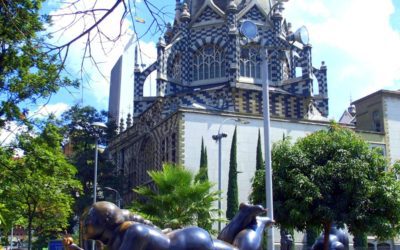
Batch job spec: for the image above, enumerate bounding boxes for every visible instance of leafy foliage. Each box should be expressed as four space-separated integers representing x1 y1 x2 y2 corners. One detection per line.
0 0 78 127
250 124 400 249
130 164 220 231
226 127 238 220
0 121 81 249
60 105 121 219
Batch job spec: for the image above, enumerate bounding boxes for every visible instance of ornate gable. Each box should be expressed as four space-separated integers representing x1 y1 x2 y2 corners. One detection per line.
194 6 223 24
241 5 266 22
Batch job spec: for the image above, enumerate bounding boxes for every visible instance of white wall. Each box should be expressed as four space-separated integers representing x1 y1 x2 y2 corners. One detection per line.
384 96 400 165
183 112 328 215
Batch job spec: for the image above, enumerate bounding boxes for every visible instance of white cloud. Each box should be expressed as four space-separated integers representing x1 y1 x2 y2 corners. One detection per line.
47 0 160 110
30 103 71 119
0 103 71 146
48 1 135 106
284 0 400 118
0 122 25 146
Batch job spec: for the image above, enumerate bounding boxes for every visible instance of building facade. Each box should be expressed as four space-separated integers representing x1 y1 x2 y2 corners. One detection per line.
109 0 330 206
352 90 400 166
108 39 135 124
107 0 399 249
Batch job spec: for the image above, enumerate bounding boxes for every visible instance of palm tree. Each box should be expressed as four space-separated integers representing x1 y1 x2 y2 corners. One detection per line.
130 163 220 230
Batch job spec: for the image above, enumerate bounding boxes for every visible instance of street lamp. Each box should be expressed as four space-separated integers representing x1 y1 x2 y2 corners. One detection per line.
91 121 107 204
91 122 107 250
263 1 300 250
212 117 249 232
104 187 122 208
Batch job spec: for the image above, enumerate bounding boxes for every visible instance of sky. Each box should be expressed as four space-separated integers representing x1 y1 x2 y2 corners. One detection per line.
30 0 400 121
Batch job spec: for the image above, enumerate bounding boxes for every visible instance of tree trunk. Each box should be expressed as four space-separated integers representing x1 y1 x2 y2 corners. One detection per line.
323 222 331 250
28 216 33 250
353 233 367 250
306 227 319 248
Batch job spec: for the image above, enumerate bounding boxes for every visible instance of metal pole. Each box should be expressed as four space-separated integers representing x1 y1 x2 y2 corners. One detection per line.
10 225 13 250
105 187 121 208
218 136 222 232
94 138 99 204
92 138 99 250
262 49 274 250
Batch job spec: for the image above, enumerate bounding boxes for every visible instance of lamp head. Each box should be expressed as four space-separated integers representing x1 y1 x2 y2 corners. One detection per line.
287 26 309 45
91 122 107 129
235 118 250 125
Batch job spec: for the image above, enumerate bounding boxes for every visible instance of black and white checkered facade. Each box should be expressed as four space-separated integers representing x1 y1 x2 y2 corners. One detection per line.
133 0 328 120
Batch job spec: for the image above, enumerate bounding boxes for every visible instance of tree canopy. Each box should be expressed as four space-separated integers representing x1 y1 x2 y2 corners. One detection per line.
250 124 400 250
0 0 78 128
0 120 81 249
130 164 220 231
60 105 120 219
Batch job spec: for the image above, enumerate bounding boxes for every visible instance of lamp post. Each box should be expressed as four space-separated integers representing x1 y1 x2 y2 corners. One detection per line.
212 117 249 232
104 186 121 207
91 122 107 250
91 122 107 204
263 1 291 249
10 225 13 250
264 2 311 250
262 48 275 250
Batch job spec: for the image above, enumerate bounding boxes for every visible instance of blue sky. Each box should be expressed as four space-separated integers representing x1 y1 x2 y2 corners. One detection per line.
36 0 400 121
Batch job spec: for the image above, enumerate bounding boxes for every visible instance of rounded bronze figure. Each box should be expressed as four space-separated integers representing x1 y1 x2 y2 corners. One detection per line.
80 201 273 250
312 224 349 250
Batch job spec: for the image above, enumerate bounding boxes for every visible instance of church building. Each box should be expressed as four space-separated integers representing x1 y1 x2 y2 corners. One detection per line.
109 0 329 196
107 0 347 247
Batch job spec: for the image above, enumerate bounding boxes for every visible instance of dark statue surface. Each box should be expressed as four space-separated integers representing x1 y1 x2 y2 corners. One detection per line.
280 230 293 250
65 201 274 250
311 224 349 250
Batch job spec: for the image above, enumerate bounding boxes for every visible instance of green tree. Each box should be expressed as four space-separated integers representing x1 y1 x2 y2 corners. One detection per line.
196 138 210 230
250 124 400 250
0 121 81 249
256 129 264 171
197 137 208 182
0 0 78 128
130 163 219 230
250 129 265 204
60 105 121 224
226 127 238 220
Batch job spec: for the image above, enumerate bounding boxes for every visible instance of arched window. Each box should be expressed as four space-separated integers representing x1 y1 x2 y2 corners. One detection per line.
240 46 262 79
193 44 225 82
168 54 181 81
138 136 155 181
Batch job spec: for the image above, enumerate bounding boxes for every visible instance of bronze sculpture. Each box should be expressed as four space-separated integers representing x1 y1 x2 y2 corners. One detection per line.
69 201 273 250
311 224 349 250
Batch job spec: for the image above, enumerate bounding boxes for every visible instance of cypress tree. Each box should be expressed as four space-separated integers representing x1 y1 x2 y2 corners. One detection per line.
203 146 208 180
256 129 264 171
250 129 265 205
195 138 211 229
226 127 238 220
200 137 205 167
197 137 208 182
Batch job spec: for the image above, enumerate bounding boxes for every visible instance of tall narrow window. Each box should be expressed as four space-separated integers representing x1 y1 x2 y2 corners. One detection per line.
240 46 262 79
168 54 181 81
193 45 225 81
372 110 382 132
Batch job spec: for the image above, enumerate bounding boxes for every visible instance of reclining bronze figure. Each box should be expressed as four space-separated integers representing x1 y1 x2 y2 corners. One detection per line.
65 201 273 250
